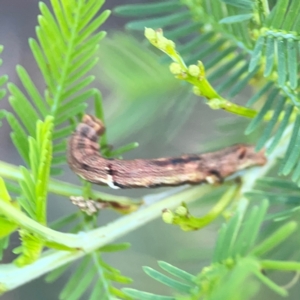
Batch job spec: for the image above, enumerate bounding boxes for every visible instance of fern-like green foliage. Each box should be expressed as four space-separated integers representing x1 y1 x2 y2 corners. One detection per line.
5 0 109 175
0 0 110 266
0 178 19 260
109 0 300 298
123 201 299 299
114 0 300 183
42 212 133 300
11 117 53 266
0 0 135 298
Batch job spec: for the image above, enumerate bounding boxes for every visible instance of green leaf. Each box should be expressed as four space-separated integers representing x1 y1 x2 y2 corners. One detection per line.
89 282 106 300
281 0 300 30
80 0 105 30
13 230 44 266
209 258 259 300
8 84 39 135
55 103 87 126
219 14 253 24
43 240 75 251
60 256 91 299
75 12 109 44
53 124 74 140
0 178 11 203
157 261 196 284
66 58 99 86
264 36 275 77
256 96 285 151
256 177 300 192
123 289 175 300
268 0 290 28
212 223 228 263
53 141 66 154
0 75 8 87
217 204 247 260
249 36 264 72
104 271 132 284
165 22 201 39
126 11 191 31
251 221 297 257
29 38 54 92
228 66 259 97
114 1 182 17
277 38 287 87
245 89 277 135
233 200 269 255
267 104 293 155
61 76 95 100
178 32 215 55
0 89 6 100
0 217 18 238
221 0 253 9
246 82 274 107
208 53 245 82
63 263 96 300
71 32 104 62
16 65 48 117
143 267 192 293
217 63 248 94
287 38 298 89
292 160 300 183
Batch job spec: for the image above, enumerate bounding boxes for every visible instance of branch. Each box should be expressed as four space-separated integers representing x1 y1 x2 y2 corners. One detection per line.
0 160 141 206
0 184 213 292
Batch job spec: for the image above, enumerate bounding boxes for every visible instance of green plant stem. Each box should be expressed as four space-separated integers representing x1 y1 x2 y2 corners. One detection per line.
0 160 141 206
253 269 288 297
260 260 300 271
0 198 79 246
0 97 295 294
145 28 258 119
250 221 297 257
208 97 257 118
180 66 258 119
167 183 239 230
94 90 108 149
0 184 213 292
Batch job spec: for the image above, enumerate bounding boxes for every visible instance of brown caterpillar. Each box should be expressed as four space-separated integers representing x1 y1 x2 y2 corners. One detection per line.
67 115 266 189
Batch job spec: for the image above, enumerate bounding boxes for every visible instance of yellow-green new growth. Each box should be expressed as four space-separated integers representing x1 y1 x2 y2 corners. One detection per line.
14 116 54 266
162 185 239 231
145 28 257 119
0 178 19 238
